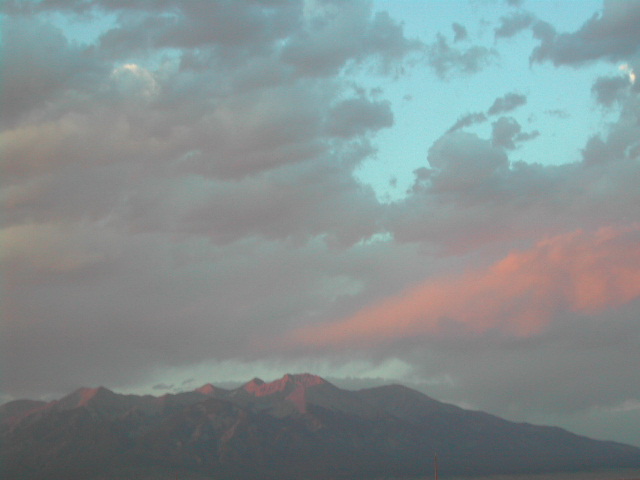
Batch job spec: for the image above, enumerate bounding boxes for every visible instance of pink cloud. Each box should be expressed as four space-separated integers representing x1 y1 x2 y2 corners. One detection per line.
286 225 640 348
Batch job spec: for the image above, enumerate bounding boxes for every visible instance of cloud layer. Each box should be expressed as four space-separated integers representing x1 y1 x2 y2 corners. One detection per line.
287 226 640 347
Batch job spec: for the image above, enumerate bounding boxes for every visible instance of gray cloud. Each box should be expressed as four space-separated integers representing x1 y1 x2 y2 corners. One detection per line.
592 75 631 106
390 88 640 254
326 97 393 138
490 116 538 150
514 129 540 143
0 16 106 128
494 11 535 39
446 93 528 134
406 300 640 420
280 3 422 77
152 383 174 391
487 92 527 116
426 33 496 79
446 112 487 133
179 156 384 246
415 131 509 195
452 22 467 42
491 116 521 149
0 0 420 399
531 1 640 65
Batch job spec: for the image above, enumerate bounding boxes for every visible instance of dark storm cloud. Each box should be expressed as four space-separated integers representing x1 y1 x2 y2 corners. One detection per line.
487 92 527 116
531 0 640 65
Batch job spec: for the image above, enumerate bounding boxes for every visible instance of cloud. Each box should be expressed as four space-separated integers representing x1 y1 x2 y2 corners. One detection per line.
487 92 527 116
0 0 424 398
426 33 496 79
592 75 630 107
514 129 540 143
531 0 640 65
177 157 384 246
411 131 509 196
93 0 301 60
326 97 393 138
446 112 487 133
0 223 111 283
406 297 640 423
490 116 540 150
0 3 416 188
619 63 637 84
110 63 160 99
581 88 640 165
428 131 509 191
0 227 428 398
491 116 521 149
280 2 422 76
0 2 415 242
0 16 105 128
285 226 640 348
152 383 174 391
494 11 535 39
452 22 467 42
446 93 528 134
391 104 640 253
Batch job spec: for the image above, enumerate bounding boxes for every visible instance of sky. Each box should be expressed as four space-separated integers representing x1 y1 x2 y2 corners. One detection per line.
1 0 640 448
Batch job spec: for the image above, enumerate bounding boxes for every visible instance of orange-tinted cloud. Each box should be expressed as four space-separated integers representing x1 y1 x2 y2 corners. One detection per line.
287 225 640 348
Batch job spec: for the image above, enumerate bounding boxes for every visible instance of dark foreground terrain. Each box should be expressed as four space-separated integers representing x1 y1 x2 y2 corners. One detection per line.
2 374 640 480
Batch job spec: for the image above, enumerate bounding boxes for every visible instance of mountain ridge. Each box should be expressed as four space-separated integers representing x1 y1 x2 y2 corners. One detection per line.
2 373 640 480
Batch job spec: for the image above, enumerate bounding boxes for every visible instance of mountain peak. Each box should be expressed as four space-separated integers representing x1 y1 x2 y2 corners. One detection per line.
196 383 217 396
243 373 326 397
243 377 265 392
77 387 109 405
56 386 115 409
286 373 327 387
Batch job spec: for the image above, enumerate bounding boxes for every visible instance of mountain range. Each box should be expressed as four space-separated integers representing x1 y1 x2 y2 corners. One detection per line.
2 373 640 479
